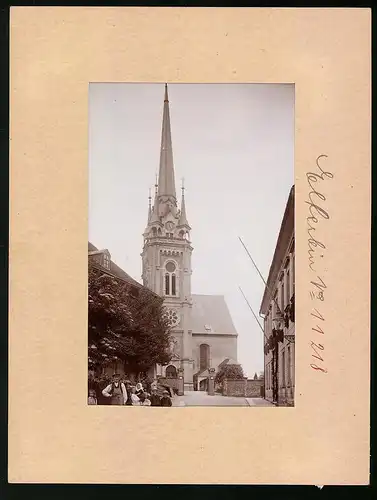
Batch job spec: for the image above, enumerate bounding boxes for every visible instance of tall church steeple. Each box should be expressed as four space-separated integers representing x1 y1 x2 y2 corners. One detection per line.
157 84 176 201
141 82 194 391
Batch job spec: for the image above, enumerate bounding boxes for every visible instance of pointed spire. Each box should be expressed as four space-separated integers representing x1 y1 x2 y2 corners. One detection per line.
157 83 176 200
150 176 160 224
147 187 152 223
178 177 190 228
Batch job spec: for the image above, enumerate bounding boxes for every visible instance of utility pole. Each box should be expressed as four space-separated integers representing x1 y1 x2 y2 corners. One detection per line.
238 286 268 342
238 237 282 406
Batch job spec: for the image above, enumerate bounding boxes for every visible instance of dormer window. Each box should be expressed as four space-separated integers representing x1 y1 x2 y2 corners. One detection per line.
103 253 110 270
204 324 213 332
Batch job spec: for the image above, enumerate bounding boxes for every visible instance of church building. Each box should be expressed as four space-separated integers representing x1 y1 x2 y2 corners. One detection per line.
141 84 239 391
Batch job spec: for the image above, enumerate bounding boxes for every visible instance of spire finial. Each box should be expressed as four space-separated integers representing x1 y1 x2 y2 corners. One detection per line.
178 176 190 229
164 83 169 102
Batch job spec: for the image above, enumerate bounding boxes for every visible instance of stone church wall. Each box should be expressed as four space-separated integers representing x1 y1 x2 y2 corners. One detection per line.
191 335 237 373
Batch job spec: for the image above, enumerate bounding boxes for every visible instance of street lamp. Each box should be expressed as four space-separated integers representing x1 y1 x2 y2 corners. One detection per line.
272 311 284 332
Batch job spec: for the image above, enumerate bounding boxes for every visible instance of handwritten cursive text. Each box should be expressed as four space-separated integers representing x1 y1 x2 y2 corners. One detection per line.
307 155 333 374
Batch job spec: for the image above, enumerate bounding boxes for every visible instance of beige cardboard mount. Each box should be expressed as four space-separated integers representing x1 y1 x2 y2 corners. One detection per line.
9 7 371 484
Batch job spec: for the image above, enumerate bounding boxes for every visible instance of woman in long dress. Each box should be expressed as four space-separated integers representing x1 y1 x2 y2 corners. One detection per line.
130 386 140 405
135 382 144 398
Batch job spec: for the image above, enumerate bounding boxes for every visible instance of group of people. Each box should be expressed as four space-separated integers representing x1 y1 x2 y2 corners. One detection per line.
88 373 173 407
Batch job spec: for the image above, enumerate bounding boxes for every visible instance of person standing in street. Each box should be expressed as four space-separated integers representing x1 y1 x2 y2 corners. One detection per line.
160 390 172 407
135 382 144 398
140 392 152 406
124 380 133 406
88 389 97 405
102 374 128 405
150 388 161 406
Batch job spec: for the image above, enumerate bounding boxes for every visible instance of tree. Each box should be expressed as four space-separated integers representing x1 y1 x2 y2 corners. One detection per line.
88 264 172 376
215 364 244 386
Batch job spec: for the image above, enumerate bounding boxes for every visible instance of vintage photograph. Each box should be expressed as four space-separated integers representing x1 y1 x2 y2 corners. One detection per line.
88 83 294 407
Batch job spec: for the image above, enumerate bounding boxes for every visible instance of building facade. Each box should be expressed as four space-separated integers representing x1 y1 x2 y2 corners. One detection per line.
141 84 238 391
88 242 160 379
260 187 295 406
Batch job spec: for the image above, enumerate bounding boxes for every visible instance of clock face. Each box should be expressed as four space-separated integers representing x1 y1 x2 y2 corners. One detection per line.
165 221 175 231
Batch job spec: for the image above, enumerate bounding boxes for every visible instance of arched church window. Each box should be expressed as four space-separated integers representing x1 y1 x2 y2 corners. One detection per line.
166 365 177 379
165 274 170 295
179 230 185 239
165 261 178 297
199 344 210 370
158 228 162 236
152 227 157 236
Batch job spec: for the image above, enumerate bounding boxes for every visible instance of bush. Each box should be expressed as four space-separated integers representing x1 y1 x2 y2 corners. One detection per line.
215 364 244 387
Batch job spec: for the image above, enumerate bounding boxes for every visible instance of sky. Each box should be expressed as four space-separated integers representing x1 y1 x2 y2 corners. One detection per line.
89 83 294 377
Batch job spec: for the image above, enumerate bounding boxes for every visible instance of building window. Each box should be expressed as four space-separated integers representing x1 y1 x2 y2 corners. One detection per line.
167 232 174 238
266 364 268 389
292 253 295 293
165 261 177 296
286 269 290 302
165 274 170 295
281 280 285 310
199 344 210 370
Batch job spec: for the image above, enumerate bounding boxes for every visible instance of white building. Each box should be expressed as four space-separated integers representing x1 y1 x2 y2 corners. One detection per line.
260 186 295 406
141 85 238 391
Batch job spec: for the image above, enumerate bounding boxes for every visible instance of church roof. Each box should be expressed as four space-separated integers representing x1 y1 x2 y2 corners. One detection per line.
191 294 238 335
218 357 239 369
193 368 211 378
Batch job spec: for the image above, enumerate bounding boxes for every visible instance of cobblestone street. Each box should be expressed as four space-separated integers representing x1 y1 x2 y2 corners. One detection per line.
171 391 274 407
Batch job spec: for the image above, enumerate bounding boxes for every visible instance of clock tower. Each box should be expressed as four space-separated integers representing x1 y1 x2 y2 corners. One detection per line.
141 84 194 390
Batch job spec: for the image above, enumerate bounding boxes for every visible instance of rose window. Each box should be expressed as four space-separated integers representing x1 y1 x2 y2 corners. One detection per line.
164 308 179 327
